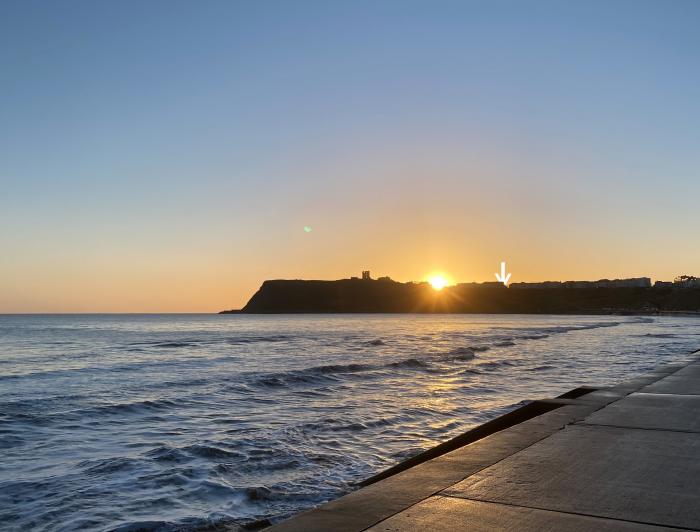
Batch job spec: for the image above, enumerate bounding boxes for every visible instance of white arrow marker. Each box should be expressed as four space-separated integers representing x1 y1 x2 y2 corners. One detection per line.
495 261 512 286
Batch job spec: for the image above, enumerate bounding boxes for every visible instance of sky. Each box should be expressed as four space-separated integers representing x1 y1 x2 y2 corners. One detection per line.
1 0 699 312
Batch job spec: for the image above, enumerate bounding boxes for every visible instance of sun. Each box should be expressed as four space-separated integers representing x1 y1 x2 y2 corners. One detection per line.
428 275 450 291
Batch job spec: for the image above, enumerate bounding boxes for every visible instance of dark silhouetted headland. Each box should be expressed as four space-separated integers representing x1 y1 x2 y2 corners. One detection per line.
221 275 700 314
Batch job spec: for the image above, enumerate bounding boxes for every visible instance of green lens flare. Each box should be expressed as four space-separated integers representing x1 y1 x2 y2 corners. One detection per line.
303 226 312 233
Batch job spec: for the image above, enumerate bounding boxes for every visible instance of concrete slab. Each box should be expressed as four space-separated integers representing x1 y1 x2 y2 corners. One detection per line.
650 363 689 374
366 496 678 532
604 375 668 395
582 392 700 432
443 424 700 529
438 404 598 467
554 389 626 407
639 375 700 395
670 363 700 378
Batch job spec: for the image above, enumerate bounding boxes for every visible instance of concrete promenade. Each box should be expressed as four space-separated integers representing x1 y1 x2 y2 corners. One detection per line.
269 353 700 531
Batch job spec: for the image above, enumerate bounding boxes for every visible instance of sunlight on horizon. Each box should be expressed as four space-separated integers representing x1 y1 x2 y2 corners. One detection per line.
428 274 451 291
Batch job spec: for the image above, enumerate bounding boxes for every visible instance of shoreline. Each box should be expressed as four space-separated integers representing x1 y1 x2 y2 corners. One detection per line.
269 350 700 531
221 309 700 316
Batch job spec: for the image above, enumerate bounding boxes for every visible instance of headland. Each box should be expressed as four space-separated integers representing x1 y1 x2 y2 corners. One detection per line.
221 274 700 314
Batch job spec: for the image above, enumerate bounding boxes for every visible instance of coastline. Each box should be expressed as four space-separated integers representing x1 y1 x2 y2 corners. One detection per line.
223 280 700 315
221 309 700 316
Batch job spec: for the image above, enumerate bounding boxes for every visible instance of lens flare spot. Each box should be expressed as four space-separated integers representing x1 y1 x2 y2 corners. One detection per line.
303 226 312 233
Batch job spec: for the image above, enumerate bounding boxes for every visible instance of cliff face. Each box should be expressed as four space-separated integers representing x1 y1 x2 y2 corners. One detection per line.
242 279 436 313
230 279 700 314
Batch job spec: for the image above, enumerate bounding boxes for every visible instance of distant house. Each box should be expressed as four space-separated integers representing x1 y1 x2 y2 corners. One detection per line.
593 278 651 288
362 270 371 280
654 281 673 288
674 275 700 288
377 276 393 282
512 278 651 289
562 281 591 289
510 281 562 289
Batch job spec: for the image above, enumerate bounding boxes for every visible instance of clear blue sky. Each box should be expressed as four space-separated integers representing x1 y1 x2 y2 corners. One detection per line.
1 1 699 311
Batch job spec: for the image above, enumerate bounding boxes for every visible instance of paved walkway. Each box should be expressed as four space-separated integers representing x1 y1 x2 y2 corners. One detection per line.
269 354 700 531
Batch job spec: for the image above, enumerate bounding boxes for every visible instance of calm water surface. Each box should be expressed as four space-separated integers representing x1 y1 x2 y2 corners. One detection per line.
1 314 699 531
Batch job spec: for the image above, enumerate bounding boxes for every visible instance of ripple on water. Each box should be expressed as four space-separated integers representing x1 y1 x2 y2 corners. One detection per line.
0 314 697 531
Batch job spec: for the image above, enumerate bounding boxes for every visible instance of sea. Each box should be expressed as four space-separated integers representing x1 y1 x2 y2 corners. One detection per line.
1 314 699 531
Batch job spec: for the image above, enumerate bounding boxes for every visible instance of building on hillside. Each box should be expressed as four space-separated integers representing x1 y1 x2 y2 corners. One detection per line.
654 281 673 288
592 278 651 288
674 275 700 288
511 278 651 289
510 281 562 289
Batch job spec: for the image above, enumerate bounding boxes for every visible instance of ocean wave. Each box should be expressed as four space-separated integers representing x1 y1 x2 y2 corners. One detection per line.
576 322 623 330
256 371 333 388
447 347 477 360
631 317 655 323
184 444 247 460
88 398 181 416
449 321 626 348
294 414 405 437
125 334 292 350
134 467 196 489
145 446 190 463
475 360 517 371
2 396 196 427
249 341 500 390
126 339 205 349
0 358 187 381
494 340 516 347
6 398 190 425
314 363 375 374
251 356 435 389
109 514 247 532
156 341 197 348
496 320 623 337
388 358 428 369
0 393 91 412
226 334 291 345
78 456 142 475
529 364 556 371
0 434 25 449
109 521 175 532
467 345 490 352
